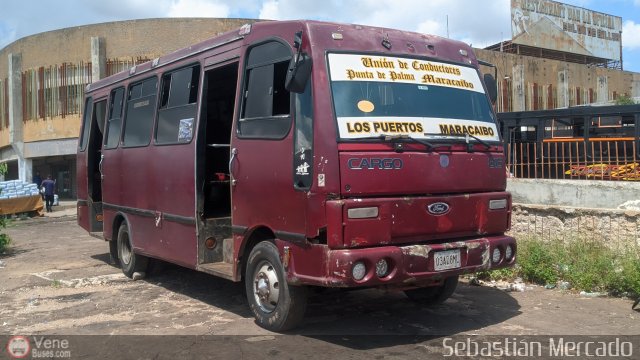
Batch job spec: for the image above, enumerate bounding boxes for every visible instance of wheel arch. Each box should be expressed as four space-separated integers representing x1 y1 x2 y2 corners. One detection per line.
110 212 129 243
237 225 276 280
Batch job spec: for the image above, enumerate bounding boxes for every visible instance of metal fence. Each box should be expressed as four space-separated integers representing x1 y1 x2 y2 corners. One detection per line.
507 139 639 181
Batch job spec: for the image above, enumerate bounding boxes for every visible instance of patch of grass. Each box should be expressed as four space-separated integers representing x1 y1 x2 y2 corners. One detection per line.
51 279 62 288
517 237 559 285
480 235 640 297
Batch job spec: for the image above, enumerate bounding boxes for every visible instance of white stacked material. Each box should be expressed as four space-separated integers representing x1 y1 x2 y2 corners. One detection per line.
0 180 42 199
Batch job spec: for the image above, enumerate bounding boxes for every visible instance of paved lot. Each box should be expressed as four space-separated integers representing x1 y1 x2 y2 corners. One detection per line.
0 213 638 358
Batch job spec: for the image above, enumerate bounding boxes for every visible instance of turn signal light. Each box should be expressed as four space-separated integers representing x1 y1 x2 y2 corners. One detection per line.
489 199 507 210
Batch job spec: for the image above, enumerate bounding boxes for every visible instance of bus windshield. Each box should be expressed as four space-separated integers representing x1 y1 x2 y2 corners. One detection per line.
328 53 499 142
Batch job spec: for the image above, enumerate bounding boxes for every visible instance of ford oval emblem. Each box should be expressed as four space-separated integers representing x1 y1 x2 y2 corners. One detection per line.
427 202 450 216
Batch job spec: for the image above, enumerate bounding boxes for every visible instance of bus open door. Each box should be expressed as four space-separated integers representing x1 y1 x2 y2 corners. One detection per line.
77 97 106 235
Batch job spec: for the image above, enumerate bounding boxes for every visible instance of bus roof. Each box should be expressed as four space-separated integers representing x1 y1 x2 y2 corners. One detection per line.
86 19 479 94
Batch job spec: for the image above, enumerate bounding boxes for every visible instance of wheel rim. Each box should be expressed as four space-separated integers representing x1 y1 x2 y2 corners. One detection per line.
252 260 280 313
120 231 132 265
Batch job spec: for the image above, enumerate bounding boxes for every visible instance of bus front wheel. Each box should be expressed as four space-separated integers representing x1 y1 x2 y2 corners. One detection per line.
116 223 148 278
404 276 458 305
245 241 307 331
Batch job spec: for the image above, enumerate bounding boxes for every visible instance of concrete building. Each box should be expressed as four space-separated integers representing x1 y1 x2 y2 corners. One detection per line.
0 18 639 199
0 18 252 198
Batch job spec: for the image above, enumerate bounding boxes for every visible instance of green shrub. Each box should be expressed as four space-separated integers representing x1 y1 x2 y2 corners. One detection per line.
516 237 558 285
615 94 636 105
0 232 8 252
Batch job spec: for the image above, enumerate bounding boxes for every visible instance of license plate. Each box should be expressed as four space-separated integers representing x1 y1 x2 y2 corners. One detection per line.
434 249 461 271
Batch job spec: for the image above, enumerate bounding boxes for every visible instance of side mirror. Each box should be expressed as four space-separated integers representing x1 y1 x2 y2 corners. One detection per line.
285 54 312 93
484 73 498 105
285 31 312 93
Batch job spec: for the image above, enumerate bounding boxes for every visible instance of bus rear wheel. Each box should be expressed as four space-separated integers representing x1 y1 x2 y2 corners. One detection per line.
116 223 148 278
245 241 307 331
404 276 459 305
108 240 119 265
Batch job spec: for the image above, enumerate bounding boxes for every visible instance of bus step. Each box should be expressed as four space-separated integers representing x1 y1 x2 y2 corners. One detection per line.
198 262 235 281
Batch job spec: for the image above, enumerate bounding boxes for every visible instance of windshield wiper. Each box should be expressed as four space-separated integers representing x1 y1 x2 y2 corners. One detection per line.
348 134 436 152
423 132 492 152
381 134 436 152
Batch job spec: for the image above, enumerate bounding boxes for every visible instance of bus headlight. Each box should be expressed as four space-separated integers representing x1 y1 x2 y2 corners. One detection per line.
375 259 388 278
492 248 502 263
505 244 514 261
352 262 366 281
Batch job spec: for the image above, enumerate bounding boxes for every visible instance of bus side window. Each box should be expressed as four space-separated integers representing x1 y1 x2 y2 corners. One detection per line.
239 41 292 139
156 65 200 144
122 77 158 147
79 97 93 151
104 88 125 149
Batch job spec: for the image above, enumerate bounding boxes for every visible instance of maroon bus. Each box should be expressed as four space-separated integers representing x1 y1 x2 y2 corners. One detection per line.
77 20 516 331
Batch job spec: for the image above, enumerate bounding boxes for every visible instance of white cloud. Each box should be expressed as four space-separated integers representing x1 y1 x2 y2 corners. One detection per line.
168 0 230 17
258 0 280 20
416 20 443 37
623 20 640 50
251 0 510 47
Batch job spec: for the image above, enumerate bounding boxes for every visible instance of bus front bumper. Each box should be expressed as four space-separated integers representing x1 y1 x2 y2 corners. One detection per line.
285 235 515 288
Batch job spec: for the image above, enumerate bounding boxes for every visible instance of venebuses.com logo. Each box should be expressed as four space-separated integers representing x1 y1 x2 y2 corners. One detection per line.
5 336 30 359
5 335 71 359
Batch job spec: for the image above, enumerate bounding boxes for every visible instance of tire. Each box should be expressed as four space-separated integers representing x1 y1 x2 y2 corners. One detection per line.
108 240 119 265
245 241 307 331
404 276 459 305
116 223 148 278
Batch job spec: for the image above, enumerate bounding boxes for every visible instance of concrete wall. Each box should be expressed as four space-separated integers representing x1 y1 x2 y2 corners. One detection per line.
507 178 640 210
0 18 254 74
23 116 82 142
510 204 640 249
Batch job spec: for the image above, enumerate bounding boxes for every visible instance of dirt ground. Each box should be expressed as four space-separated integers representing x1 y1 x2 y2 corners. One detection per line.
0 211 639 358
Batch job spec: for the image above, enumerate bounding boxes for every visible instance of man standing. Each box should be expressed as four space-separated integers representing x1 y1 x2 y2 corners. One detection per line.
41 175 56 212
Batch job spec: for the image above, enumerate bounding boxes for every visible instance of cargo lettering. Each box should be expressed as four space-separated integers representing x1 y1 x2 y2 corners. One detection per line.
348 158 403 170
439 124 495 137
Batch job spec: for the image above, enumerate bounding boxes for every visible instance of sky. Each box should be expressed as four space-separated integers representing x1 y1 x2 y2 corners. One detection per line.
1 0 639 72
